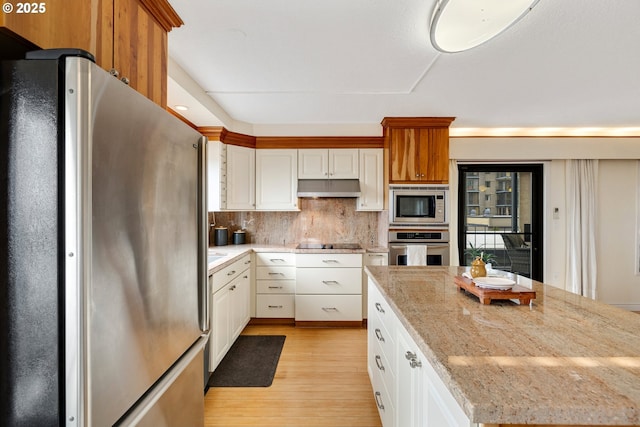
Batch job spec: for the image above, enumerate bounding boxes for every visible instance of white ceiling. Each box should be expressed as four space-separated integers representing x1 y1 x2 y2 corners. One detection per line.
166 0 640 136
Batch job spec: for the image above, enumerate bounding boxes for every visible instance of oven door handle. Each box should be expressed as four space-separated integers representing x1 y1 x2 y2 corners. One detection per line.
425 244 449 250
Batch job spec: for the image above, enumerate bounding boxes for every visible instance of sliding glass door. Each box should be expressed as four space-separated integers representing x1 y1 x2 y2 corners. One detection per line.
457 164 543 280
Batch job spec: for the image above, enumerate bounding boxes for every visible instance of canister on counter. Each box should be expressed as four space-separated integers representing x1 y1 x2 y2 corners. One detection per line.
232 230 246 245
214 226 228 246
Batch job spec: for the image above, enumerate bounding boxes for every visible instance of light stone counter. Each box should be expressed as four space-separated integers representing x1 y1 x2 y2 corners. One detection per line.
365 265 640 426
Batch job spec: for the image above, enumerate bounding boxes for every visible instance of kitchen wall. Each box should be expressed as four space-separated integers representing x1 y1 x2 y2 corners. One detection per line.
451 137 640 309
210 198 388 247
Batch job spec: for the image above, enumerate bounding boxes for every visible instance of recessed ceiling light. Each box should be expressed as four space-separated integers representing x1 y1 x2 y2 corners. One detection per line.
430 0 540 53
174 105 189 111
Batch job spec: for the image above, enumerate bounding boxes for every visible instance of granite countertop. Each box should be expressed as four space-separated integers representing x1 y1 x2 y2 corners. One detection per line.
365 265 640 426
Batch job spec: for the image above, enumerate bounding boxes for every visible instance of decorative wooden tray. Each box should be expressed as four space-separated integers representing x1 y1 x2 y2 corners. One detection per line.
454 275 536 305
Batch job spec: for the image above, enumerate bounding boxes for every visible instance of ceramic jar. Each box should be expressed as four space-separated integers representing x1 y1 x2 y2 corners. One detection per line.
470 257 487 278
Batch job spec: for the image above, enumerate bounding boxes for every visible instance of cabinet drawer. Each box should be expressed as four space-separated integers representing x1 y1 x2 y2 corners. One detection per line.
296 268 362 294
255 252 296 266
369 339 395 405
369 362 395 427
368 306 396 375
256 294 295 318
296 253 362 268
368 279 396 324
256 266 296 280
256 280 296 294
211 254 250 293
295 295 362 321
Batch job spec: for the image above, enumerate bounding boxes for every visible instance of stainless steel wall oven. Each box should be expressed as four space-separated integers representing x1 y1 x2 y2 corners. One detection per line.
389 229 450 266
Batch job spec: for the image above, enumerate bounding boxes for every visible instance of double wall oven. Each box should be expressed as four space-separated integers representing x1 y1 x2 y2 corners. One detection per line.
388 185 450 266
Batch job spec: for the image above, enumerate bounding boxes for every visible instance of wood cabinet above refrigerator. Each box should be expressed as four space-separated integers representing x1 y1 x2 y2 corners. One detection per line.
382 117 455 184
0 0 182 107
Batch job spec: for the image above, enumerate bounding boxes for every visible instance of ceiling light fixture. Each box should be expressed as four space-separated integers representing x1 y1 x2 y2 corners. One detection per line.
429 0 540 53
174 105 189 111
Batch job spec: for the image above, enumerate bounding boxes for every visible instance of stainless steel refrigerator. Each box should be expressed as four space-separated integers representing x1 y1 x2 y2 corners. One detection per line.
0 49 209 426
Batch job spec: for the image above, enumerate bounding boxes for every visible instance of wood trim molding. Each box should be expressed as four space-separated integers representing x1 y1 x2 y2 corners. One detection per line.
381 117 456 128
220 128 257 148
168 108 197 129
197 126 224 140
255 136 384 149
138 0 184 32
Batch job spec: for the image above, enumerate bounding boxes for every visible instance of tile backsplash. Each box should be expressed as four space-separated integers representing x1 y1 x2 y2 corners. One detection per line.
209 198 388 247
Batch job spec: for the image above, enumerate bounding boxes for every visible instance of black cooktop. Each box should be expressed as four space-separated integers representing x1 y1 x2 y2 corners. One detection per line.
296 243 362 250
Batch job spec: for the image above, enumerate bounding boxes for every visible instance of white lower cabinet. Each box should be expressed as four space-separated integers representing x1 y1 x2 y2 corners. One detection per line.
367 278 474 427
296 253 362 322
255 252 296 318
363 252 388 319
210 254 251 372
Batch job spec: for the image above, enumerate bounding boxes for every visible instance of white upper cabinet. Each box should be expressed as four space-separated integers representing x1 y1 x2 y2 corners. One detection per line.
298 149 359 179
226 145 255 210
298 149 328 179
207 140 226 212
255 149 299 211
357 149 384 211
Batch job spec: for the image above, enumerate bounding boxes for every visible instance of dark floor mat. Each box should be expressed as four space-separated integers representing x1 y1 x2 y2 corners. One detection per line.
208 335 286 387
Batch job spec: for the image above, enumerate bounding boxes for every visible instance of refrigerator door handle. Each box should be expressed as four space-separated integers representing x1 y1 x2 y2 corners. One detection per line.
198 136 210 333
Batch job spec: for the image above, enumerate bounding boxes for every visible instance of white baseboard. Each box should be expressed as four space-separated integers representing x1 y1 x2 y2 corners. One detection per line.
610 303 640 312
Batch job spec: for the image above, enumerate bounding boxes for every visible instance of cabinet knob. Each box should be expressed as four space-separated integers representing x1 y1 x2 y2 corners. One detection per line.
120 77 130 85
415 174 419 177
109 68 119 77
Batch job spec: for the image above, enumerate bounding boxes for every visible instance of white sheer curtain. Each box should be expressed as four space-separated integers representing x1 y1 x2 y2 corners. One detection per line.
565 159 598 298
449 159 459 266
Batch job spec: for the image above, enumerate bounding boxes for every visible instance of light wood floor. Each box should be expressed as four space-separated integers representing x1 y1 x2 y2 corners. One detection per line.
204 324 382 427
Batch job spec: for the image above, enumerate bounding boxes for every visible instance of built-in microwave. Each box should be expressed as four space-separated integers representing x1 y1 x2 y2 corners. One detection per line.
389 186 448 225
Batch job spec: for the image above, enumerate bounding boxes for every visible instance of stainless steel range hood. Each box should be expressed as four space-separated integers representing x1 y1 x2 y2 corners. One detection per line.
297 179 361 198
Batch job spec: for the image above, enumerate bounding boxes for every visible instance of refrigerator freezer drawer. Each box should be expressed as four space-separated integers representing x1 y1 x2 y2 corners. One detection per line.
117 335 207 426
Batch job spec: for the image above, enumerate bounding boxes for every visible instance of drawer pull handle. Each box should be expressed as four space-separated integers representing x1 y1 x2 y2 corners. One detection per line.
245 260 251 264
322 307 339 312
374 328 385 342
375 355 385 372
322 280 339 285
227 270 236 276
322 259 339 263
268 305 283 309
270 258 286 262
268 286 283 289
375 303 385 314
374 391 385 410
229 285 236 291
268 272 285 276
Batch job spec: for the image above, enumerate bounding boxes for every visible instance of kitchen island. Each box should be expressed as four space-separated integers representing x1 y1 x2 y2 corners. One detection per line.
365 266 640 427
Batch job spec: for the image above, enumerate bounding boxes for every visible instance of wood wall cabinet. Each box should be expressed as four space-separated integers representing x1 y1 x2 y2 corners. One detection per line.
382 117 455 184
0 0 182 107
